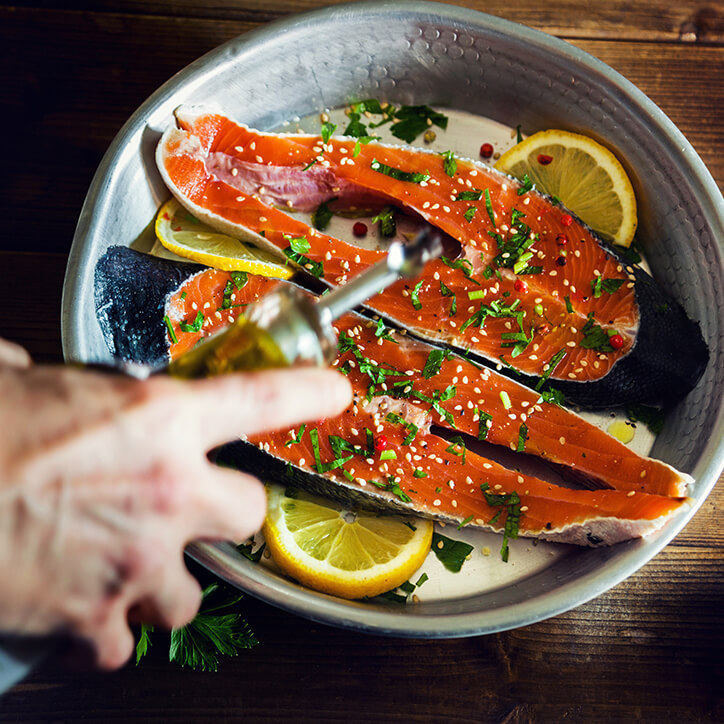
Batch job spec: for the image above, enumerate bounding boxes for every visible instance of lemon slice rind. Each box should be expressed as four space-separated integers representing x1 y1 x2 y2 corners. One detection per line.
154 198 294 278
495 129 637 247
262 484 433 600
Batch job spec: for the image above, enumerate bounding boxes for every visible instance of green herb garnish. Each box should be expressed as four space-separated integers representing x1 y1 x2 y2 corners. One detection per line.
372 205 397 238
484 188 496 226
516 174 534 195
179 310 204 333
370 158 430 183
431 533 474 573
445 435 467 464
516 423 528 452
422 348 451 379
480 483 522 562
580 313 616 352
464 206 477 222
439 280 457 316
626 404 666 435
163 315 178 344
320 121 337 145
410 280 424 310
369 476 412 503
474 409 493 440
389 104 448 143
456 189 483 201
441 150 457 177
534 349 567 391
312 200 335 231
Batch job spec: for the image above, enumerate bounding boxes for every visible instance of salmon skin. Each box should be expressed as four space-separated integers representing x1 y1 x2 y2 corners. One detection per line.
155 106 708 408
93 246 690 547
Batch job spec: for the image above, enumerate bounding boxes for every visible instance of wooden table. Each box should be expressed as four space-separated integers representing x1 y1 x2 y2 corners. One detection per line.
2 1 723 721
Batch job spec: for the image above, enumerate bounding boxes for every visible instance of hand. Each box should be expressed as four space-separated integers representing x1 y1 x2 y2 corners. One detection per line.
0 353 351 669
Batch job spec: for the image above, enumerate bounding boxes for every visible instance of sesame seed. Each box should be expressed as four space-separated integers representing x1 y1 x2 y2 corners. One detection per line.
559 436 566 445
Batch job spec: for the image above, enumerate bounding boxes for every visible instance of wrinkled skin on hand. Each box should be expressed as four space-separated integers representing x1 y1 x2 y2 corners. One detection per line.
0 341 351 669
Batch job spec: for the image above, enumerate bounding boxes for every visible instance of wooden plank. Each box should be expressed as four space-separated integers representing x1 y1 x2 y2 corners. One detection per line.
9 0 724 44
0 252 65 362
2 546 722 722
1 8 721 255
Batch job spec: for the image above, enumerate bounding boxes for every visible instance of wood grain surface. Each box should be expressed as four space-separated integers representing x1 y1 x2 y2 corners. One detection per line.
1 0 723 721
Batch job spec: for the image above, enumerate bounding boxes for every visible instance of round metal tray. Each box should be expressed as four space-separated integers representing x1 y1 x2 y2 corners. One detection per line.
62 1 724 637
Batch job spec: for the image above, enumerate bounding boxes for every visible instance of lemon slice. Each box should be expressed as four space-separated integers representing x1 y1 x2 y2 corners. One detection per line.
262 484 433 599
495 129 638 247
155 199 293 277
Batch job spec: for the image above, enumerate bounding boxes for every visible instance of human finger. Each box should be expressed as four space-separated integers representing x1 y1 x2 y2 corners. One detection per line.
141 565 203 631
0 338 31 368
176 368 352 447
85 602 136 670
189 466 266 543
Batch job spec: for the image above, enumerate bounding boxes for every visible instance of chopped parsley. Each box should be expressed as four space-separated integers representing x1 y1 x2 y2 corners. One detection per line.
407 386 457 427
410 280 424 310
445 435 467 464
474 408 493 440
284 423 306 447
480 483 522 562
220 271 249 310
312 200 335 231
179 310 204 333
484 188 496 226
320 121 337 144
236 541 266 562
389 104 448 143
489 209 538 271
370 476 412 503
455 189 483 201
163 315 178 344
286 234 310 254
460 298 532 356
440 255 479 284
431 533 474 572
457 515 474 531
422 348 451 378
464 206 477 222
439 280 457 315
370 159 430 183
516 423 528 452
626 404 666 435
580 313 616 352
283 235 324 278
535 349 567 391
135 583 258 672
385 412 419 445
440 150 457 176
374 318 398 343
372 205 397 238
590 277 626 298
516 173 535 195
413 469 428 478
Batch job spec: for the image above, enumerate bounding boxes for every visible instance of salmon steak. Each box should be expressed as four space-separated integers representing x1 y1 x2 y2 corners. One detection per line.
155 106 708 408
95 247 691 548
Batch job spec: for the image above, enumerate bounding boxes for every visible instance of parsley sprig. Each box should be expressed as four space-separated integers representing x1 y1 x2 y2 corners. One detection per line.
136 582 258 672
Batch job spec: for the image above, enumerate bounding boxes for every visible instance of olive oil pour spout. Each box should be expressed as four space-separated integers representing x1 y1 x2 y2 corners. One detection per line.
166 228 443 378
315 228 444 325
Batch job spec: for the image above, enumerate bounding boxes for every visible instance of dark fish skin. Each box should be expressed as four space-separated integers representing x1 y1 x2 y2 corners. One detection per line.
94 246 204 366
546 261 709 408
93 245 707 409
